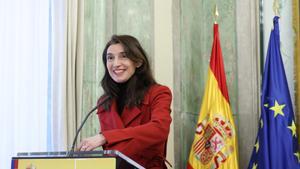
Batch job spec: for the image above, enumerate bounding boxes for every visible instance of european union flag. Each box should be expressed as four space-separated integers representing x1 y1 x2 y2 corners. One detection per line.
247 16 300 169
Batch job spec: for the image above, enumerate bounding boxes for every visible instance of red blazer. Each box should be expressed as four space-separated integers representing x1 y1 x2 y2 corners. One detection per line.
97 84 172 169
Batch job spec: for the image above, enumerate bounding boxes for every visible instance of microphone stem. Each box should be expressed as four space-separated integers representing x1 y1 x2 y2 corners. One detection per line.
68 96 110 157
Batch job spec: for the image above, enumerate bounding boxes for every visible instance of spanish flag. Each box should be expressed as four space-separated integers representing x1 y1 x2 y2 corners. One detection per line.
187 24 239 169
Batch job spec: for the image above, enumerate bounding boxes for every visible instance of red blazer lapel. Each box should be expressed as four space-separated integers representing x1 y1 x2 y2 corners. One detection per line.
121 91 151 126
99 99 125 130
121 106 142 127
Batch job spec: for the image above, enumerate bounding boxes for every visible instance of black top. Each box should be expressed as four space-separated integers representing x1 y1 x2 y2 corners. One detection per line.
116 82 127 115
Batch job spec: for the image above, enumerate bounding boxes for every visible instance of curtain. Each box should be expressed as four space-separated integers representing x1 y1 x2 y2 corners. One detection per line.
48 0 68 151
0 1 50 169
47 0 85 151
63 0 84 148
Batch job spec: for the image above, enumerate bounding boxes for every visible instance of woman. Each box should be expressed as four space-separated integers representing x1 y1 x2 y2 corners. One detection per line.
78 35 172 169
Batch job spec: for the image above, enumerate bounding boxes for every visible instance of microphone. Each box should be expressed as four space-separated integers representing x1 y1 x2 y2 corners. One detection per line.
68 95 110 157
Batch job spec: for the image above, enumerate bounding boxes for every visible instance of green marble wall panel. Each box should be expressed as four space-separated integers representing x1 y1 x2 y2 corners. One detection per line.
178 0 237 167
113 0 153 65
81 0 106 140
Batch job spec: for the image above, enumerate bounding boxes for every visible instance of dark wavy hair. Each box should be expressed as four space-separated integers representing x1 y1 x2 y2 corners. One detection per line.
101 35 156 109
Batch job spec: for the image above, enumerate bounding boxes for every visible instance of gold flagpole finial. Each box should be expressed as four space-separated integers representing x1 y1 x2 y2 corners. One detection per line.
214 5 219 24
273 0 280 16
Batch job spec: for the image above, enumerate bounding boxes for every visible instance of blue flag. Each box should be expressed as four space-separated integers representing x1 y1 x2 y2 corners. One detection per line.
247 16 300 169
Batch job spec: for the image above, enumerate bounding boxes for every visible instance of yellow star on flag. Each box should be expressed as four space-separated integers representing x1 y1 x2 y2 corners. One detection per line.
288 120 297 137
269 100 285 117
252 163 257 169
254 140 259 153
264 103 268 107
294 152 300 163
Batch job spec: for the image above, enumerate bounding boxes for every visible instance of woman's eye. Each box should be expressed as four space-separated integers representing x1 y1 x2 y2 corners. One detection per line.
121 53 127 58
107 55 113 60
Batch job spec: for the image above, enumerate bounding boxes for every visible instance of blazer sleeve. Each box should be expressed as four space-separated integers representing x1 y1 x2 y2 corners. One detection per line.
101 85 172 156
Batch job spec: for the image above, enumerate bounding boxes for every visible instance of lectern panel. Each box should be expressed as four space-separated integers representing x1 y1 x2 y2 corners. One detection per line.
15 158 116 169
17 159 74 169
76 158 116 169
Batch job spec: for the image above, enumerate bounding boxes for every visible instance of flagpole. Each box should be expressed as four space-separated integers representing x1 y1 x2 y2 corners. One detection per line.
273 0 280 16
214 5 219 24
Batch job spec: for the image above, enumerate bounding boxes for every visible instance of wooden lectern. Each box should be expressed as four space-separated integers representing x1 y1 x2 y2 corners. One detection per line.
11 150 145 169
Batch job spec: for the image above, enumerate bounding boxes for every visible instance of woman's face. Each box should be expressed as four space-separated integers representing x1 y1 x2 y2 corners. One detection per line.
106 43 138 83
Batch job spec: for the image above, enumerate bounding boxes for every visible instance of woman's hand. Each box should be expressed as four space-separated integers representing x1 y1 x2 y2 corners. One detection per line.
77 134 107 151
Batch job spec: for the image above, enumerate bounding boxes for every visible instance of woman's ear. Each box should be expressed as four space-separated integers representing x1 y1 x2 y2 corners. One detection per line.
136 62 142 68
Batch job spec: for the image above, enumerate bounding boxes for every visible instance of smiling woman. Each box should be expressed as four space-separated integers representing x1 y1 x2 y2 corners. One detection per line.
78 35 173 169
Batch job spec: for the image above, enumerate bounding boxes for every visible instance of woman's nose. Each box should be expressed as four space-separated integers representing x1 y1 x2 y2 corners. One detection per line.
113 58 121 66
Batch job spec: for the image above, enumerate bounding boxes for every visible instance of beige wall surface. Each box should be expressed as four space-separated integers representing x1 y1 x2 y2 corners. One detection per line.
153 0 174 166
